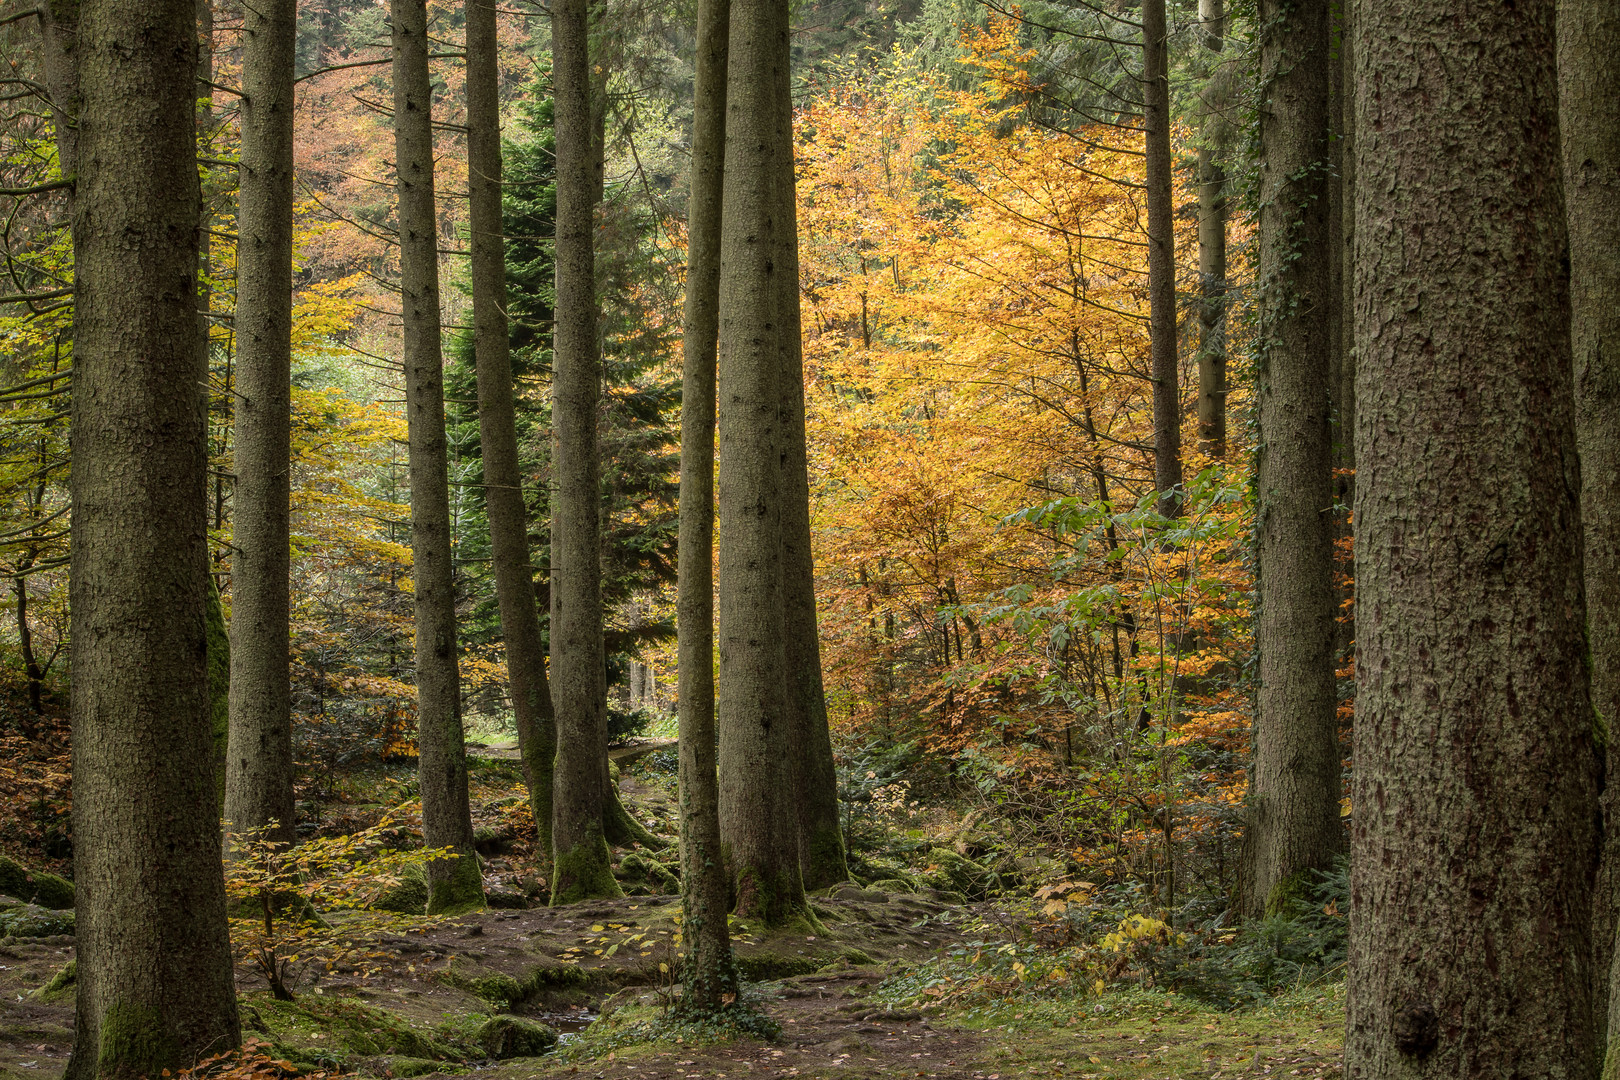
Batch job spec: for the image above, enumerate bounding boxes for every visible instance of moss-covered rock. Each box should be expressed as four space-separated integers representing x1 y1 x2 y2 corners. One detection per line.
868 877 915 894
917 848 998 899
29 958 75 1002
616 852 679 895
0 855 74 909
373 862 428 915
474 1015 559 1058
473 825 513 856
379 1056 444 1077
437 958 596 1009
0 902 75 938
830 885 887 902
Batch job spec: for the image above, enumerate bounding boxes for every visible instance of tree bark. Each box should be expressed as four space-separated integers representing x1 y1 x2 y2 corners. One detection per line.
775 53 847 896
1245 0 1343 920
675 0 739 1013
224 0 297 853
1559 0 1620 1064
466 0 558 862
63 3 240 1076
1141 0 1180 515
1195 0 1226 460
393 0 483 914
549 0 619 904
717 0 813 930
1345 0 1600 1073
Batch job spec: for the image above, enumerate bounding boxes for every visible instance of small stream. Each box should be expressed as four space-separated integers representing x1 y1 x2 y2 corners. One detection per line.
532 1007 597 1045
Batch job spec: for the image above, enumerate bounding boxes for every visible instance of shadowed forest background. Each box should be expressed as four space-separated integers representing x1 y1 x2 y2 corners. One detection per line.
0 0 1613 1077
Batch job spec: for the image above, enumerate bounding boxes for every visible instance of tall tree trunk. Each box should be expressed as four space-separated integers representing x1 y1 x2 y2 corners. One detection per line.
717 0 813 930
63 3 241 1076
1329 0 1356 661
675 0 739 1014
392 0 483 914
776 71 847 897
1244 0 1343 920
466 0 557 862
1559 0 1620 1063
1142 0 1180 515
224 0 297 853
1345 0 1599 1073
549 0 619 904
1195 0 1226 460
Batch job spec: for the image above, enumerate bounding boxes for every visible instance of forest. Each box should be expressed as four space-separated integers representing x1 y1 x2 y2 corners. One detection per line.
0 0 1611 1078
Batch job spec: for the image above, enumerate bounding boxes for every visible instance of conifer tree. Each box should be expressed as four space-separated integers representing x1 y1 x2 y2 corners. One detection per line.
393 0 483 913
64 1 241 1074
1346 0 1599 1070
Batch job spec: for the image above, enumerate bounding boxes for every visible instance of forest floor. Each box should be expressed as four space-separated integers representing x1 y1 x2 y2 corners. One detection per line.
0 748 1346 1080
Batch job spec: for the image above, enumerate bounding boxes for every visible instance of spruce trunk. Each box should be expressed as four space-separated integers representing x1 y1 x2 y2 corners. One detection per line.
1142 0 1180 515
775 64 847 896
393 0 483 914
1246 0 1343 919
64 2 241 1075
224 0 297 852
549 0 618 904
675 0 740 1013
717 0 812 929
466 0 557 861
1345 0 1600 1072
1560 0 1620 1063
1195 0 1225 460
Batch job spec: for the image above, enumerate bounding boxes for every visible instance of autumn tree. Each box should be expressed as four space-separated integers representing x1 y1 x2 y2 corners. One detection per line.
64 1 241 1075
1346 0 1600 1072
392 0 483 914
550 0 619 904
675 0 739 1012
717 0 813 928
1243 0 1343 918
224 0 298 852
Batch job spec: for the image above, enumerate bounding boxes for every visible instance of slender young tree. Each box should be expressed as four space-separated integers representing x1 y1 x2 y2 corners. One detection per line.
1194 0 1227 460
1244 0 1343 919
224 0 298 852
1141 0 1180 514
717 0 813 929
1559 0 1620 1056
550 0 619 903
393 0 483 913
675 0 740 1013
465 0 557 859
63 2 241 1075
1345 0 1600 1072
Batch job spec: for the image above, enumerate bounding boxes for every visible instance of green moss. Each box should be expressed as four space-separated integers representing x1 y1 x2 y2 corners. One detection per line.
868 877 915 894
98 1001 174 1079
801 824 850 891
253 994 452 1060
617 852 679 894
373 863 428 915
29 958 75 1003
1264 869 1314 918
0 902 75 938
552 826 622 905
426 853 487 916
603 787 666 851
474 1015 559 1058
382 1056 447 1077
734 952 823 980
438 959 596 1009
918 848 997 899
0 855 74 909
